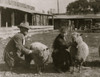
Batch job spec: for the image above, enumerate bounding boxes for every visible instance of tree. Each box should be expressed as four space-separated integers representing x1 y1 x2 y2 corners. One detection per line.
66 0 100 14
89 1 100 14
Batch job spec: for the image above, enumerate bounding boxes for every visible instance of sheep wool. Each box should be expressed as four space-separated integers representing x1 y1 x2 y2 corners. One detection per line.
70 32 89 73
30 42 50 63
76 39 89 62
30 42 50 74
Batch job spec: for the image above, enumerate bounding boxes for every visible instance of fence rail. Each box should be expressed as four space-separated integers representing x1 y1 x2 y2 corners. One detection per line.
0 26 54 39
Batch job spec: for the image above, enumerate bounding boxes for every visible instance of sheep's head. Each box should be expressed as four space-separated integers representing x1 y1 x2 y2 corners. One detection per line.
36 47 50 65
42 48 50 64
71 32 83 44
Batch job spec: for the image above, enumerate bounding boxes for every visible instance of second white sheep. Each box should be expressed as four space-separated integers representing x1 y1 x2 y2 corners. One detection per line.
70 32 89 73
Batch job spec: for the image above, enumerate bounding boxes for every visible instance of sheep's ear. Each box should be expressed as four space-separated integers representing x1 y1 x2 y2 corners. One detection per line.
30 45 32 50
46 48 49 50
77 33 83 36
43 49 45 51
80 33 83 36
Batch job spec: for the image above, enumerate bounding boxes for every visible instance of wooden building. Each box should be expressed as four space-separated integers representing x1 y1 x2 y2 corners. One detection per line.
49 14 100 30
0 0 53 27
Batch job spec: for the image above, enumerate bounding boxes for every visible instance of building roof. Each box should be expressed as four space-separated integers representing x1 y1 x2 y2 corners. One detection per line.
52 14 100 19
0 0 53 16
33 12 52 16
0 0 36 13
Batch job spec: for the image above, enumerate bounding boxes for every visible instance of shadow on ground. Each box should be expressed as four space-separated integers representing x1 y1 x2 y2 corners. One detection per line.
84 60 100 67
1 60 100 74
0 63 57 74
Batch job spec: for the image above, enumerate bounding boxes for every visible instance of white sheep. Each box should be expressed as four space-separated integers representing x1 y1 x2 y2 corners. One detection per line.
30 42 50 74
98 40 100 57
70 32 89 73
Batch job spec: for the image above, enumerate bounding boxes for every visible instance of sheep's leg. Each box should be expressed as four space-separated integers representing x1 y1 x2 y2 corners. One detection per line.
72 65 75 74
78 65 81 73
34 65 42 76
39 67 42 75
36 65 39 74
41 64 45 72
78 62 83 73
71 62 75 74
36 65 42 75
73 65 75 73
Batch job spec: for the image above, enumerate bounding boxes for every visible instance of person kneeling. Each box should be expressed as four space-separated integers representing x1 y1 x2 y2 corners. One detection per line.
52 26 72 73
4 22 33 70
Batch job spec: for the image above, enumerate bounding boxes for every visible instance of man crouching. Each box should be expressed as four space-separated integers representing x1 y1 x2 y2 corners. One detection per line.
3 22 33 70
52 26 72 73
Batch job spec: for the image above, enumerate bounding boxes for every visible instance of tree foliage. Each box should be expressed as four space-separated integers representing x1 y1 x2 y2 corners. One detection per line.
66 0 100 14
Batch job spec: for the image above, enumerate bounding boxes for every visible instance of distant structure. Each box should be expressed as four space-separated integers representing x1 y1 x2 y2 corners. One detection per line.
48 9 56 14
0 0 53 27
49 14 100 30
87 0 96 2
57 0 59 14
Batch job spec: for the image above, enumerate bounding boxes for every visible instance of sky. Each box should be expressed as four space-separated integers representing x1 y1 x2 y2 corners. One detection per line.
17 0 75 13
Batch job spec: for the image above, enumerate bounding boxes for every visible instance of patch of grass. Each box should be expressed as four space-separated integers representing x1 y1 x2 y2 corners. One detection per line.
82 33 100 47
0 31 100 77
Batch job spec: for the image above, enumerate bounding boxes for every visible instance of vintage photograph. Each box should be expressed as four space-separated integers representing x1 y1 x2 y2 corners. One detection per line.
0 0 100 77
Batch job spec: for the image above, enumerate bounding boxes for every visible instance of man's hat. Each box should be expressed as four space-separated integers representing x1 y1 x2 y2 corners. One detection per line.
18 22 30 30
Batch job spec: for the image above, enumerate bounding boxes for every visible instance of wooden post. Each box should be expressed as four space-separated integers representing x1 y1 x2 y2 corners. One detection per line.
57 0 59 14
76 20 79 30
90 19 93 32
35 14 37 25
44 15 46 25
40 14 42 25
68 20 71 31
25 13 27 22
0 8 1 27
32 14 34 25
90 19 92 29
11 11 15 27
6 22 8 28
42 15 44 25
52 15 54 26
39 14 41 25
46 15 48 25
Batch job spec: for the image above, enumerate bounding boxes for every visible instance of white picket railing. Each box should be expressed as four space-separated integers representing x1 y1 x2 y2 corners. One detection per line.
0 26 54 39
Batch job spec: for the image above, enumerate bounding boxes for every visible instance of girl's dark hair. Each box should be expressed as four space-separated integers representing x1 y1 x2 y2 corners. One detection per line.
59 26 67 33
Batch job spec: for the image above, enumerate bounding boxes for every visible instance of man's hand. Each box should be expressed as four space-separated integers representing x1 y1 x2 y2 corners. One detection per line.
29 50 33 54
29 50 40 55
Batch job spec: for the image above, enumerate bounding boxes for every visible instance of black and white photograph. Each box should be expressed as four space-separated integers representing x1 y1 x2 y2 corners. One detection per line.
0 0 100 77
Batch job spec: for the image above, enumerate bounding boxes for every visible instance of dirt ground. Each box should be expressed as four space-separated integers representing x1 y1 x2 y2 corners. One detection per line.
0 31 100 77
